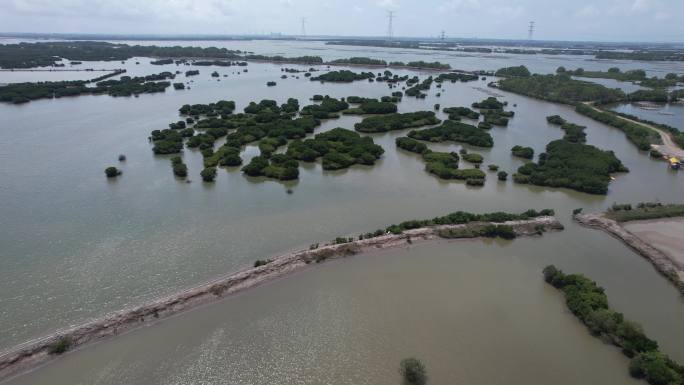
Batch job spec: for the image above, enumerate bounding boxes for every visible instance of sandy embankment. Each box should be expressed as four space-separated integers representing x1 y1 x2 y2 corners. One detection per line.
575 213 684 294
623 218 684 271
0 216 562 381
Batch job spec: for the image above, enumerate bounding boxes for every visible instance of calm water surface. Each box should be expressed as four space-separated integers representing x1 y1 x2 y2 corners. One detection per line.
0 42 683 383
612 102 684 129
6 240 647 385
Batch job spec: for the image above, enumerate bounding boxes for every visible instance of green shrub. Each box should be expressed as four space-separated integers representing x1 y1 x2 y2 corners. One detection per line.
200 167 217 182
48 336 72 355
497 73 625 104
462 153 483 164
287 128 384 170
399 358 427 385
408 120 493 147
354 111 440 133
466 178 485 186
513 140 628 194
511 145 534 159
396 137 429 155
105 166 121 178
253 259 271 267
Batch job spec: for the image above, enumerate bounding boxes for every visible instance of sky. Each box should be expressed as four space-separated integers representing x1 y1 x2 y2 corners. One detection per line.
0 0 682 42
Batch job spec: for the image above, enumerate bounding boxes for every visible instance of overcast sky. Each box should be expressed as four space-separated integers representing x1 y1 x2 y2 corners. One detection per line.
1 0 682 42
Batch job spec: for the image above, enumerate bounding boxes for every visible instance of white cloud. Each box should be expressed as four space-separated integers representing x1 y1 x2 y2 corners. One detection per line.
575 4 601 18
631 0 655 12
488 5 524 19
377 0 398 10
439 0 480 12
2 0 683 41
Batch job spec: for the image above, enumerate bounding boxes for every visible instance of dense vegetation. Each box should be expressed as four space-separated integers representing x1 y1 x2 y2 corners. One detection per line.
0 41 246 68
301 96 349 119
396 137 485 183
595 50 684 62
286 128 384 170
310 70 375 82
399 358 427 385
575 104 660 151
396 137 429 154
482 109 514 126
104 167 121 178
245 54 323 64
628 89 670 103
241 154 299 180
462 152 484 164
546 115 587 143
405 76 434 98
513 139 628 194
495 65 531 77
471 96 506 110
435 72 479 83
328 57 387 66
604 202 684 222
150 97 322 182
511 145 534 159
343 101 398 115
562 67 647 82
407 121 493 147
192 60 247 67
0 72 175 104
47 336 73 355
543 266 684 385
608 111 684 149
385 209 554 234
354 111 440 133
469 97 515 126
389 61 451 70
497 72 625 104
443 106 479 120
171 156 188 177
200 167 217 182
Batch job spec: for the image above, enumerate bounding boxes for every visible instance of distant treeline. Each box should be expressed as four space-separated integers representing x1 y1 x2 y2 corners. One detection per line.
324 40 684 61
559 67 684 90
494 66 682 105
0 71 175 104
0 42 463 71
0 41 245 68
595 50 684 61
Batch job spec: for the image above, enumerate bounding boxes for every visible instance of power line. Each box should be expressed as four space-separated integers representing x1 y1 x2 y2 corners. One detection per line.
387 11 395 41
301 17 306 37
528 21 535 40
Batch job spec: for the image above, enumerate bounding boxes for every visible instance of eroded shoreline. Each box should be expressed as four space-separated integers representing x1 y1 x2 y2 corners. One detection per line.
575 213 684 294
0 216 562 381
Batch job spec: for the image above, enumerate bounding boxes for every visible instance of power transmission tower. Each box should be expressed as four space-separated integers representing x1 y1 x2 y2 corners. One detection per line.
528 21 535 40
387 11 395 41
301 18 306 37
440 30 446 41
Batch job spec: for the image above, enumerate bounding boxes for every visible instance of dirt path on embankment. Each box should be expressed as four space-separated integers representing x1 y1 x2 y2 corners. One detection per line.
0 216 563 382
585 103 684 159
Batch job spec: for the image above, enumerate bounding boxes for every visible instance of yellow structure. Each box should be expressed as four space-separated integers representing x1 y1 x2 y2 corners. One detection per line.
669 157 681 170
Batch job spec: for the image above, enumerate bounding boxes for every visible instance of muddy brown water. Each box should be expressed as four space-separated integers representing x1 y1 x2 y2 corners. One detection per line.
0 41 683 383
